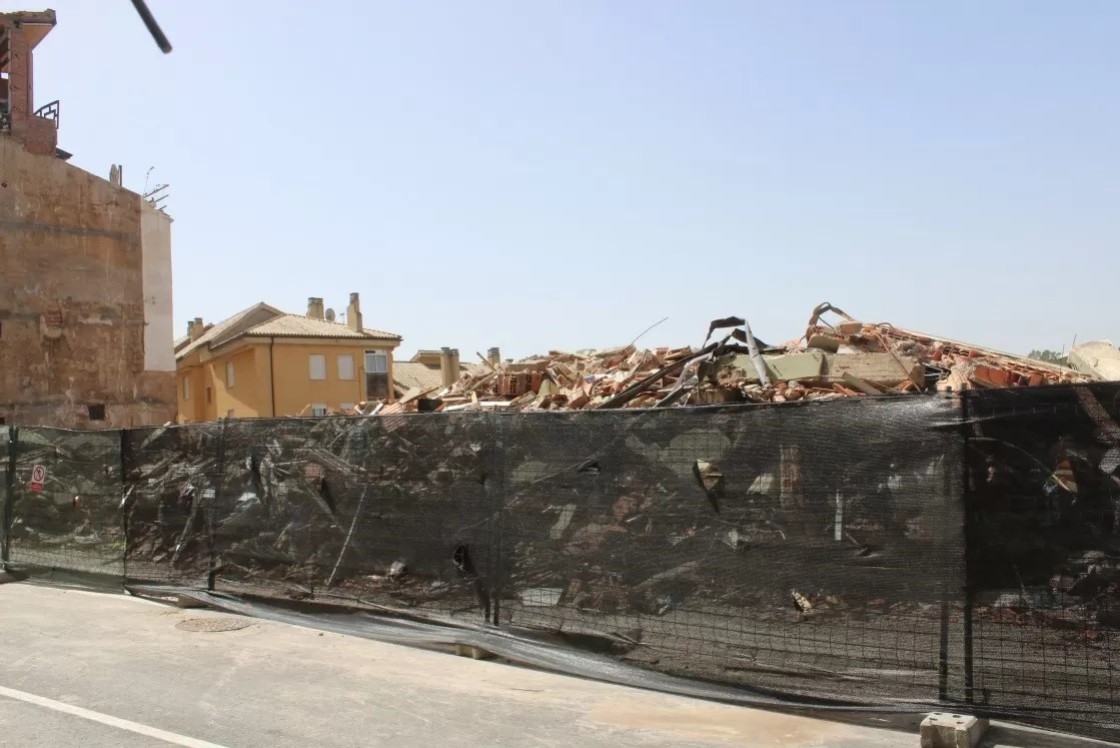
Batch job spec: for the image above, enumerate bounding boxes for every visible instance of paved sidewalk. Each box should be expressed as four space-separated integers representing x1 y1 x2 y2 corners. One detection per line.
0 583 919 747
0 584 1110 747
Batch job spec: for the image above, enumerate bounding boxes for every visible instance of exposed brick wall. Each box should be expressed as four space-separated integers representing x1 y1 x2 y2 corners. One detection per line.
0 137 175 428
22 116 59 157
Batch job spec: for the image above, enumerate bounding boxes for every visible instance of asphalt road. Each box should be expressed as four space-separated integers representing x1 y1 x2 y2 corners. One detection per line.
0 583 1112 747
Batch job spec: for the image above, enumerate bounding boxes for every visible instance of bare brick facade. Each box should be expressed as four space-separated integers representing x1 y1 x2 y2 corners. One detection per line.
0 11 175 428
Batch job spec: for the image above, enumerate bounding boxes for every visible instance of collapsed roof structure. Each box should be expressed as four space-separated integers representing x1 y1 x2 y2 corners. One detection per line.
374 303 1105 415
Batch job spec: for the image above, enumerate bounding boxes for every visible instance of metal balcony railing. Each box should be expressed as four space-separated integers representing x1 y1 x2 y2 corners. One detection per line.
34 100 60 128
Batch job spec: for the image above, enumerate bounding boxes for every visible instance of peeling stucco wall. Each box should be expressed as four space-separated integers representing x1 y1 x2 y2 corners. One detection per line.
140 202 174 374
0 137 176 428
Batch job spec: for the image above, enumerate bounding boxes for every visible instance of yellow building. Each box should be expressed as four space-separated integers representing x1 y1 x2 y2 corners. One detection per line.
174 294 400 422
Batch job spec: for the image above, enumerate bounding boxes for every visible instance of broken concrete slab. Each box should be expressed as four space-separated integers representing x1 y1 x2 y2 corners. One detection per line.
806 334 842 352
840 372 884 395
769 351 826 381
1070 340 1120 382
728 351 825 383
823 353 923 387
729 351 919 388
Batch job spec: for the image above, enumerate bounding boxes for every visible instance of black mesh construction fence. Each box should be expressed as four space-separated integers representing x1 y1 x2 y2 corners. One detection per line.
5 428 124 580
209 415 495 622
121 422 223 589
496 397 965 711
1 386 1118 741
963 384 1120 738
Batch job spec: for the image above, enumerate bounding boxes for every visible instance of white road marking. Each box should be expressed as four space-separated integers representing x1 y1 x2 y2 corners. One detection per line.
0 685 230 748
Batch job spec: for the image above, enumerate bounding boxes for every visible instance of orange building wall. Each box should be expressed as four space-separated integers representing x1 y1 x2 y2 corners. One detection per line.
176 338 397 422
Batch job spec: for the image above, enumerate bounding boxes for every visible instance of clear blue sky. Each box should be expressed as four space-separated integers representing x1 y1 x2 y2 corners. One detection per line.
32 1 1120 358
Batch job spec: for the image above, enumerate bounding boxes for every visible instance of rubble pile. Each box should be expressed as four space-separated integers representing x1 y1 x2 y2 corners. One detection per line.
377 302 1091 414
438 344 698 411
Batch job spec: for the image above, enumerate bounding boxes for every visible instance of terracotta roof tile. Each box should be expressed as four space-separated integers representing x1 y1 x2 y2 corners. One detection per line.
176 304 401 362
245 315 400 340
176 302 283 360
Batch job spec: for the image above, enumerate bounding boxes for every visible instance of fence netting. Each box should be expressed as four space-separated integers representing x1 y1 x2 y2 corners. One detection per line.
121 422 223 589
210 415 495 621
6 428 124 580
2 385 1117 741
497 397 964 710
964 385 1120 739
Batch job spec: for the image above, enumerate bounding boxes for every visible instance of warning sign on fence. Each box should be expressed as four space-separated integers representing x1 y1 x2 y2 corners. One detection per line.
29 464 46 492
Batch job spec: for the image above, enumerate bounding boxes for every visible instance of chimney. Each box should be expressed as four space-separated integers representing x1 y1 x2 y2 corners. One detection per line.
440 347 461 388
188 317 204 342
487 347 501 367
346 292 363 332
306 297 324 320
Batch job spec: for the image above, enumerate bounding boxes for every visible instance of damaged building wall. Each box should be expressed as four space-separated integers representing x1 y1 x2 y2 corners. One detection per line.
140 203 175 375
0 137 175 428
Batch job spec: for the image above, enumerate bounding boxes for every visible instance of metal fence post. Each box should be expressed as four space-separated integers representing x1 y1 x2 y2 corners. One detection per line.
1 426 15 570
119 428 130 583
960 389 976 704
207 420 228 592
486 412 508 626
938 443 951 702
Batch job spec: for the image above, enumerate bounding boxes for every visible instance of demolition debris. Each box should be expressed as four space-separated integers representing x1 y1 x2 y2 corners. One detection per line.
370 302 1093 414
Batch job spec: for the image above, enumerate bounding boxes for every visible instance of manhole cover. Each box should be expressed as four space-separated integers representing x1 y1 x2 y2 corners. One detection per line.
176 617 251 633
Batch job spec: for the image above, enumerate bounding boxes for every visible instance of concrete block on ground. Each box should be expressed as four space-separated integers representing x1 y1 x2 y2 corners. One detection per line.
920 712 989 748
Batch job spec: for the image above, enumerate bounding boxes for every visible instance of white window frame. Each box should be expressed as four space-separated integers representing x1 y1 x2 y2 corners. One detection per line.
182 376 191 400
364 350 388 374
309 354 327 381
337 354 355 381
363 350 390 400
225 361 235 388
310 403 329 417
